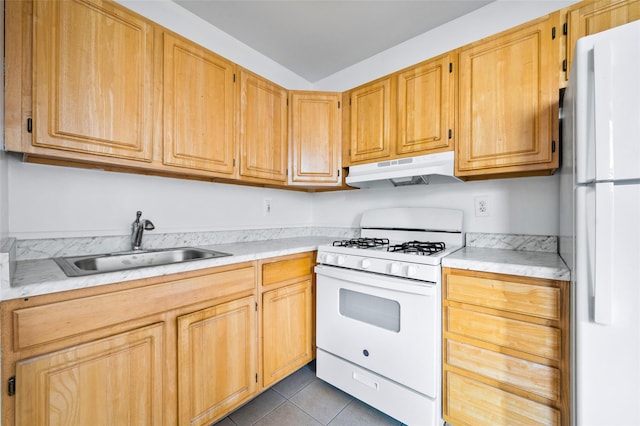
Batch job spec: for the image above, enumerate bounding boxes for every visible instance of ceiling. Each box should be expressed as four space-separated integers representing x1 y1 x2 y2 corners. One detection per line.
172 1 495 83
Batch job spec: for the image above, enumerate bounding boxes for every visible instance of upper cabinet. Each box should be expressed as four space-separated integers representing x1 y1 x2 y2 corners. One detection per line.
345 76 394 165
396 53 455 156
564 0 640 82
456 14 560 179
288 91 342 186
7 0 155 161
238 69 289 183
162 32 237 177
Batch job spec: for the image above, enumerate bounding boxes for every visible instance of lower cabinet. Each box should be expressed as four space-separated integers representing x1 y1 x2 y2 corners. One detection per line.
260 252 315 388
15 323 165 425
177 296 258 426
1 253 317 425
442 268 570 426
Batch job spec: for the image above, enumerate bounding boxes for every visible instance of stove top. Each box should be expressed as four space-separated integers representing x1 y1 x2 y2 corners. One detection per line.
332 237 448 256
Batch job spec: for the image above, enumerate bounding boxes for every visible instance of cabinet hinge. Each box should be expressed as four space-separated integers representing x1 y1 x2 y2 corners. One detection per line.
552 27 556 40
233 73 236 83
552 140 557 153
449 62 453 73
255 373 258 383
562 59 567 72
338 101 341 109
7 377 15 396
563 22 568 35
448 129 452 139
27 118 32 133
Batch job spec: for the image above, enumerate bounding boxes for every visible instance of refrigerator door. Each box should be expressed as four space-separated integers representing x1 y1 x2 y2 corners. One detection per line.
573 21 640 185
574 182 640 425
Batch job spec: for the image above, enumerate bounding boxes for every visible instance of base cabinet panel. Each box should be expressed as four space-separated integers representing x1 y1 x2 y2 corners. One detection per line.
177 296 258 426
15 323 164 426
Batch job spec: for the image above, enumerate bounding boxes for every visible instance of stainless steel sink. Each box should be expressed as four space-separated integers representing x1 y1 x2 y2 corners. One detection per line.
54 247 232 277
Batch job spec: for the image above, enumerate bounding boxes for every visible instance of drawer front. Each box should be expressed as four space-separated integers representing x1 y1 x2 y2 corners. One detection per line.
262 253 313 286
445 306 561 360
446 273 560 320
445 339 560 400
445 371 561 426
14 265 256 350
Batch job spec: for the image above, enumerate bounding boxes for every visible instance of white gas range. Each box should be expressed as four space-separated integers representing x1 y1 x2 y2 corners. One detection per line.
315 207 464 426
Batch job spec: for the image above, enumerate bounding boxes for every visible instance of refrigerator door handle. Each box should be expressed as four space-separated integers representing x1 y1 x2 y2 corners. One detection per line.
594 182 614 324
594 41 615 181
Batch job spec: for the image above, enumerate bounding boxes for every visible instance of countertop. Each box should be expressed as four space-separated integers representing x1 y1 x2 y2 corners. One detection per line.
4 237 335 301
442 246 570 281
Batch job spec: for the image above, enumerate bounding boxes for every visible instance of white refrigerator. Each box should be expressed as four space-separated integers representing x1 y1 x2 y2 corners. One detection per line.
559 20 640 426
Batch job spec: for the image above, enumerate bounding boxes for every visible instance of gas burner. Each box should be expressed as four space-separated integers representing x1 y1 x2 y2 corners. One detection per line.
387 241 446 255
332 237 390 249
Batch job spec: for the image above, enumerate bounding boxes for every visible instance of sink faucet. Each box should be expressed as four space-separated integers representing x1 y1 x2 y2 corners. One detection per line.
131 211 155 251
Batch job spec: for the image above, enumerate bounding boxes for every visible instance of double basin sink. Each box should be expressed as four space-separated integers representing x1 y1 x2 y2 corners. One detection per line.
54 247 232 277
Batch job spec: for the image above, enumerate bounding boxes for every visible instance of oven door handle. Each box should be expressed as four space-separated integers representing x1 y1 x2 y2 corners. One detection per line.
314 264 436 296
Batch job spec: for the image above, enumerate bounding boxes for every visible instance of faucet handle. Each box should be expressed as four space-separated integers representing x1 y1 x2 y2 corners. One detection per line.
144 220 155 231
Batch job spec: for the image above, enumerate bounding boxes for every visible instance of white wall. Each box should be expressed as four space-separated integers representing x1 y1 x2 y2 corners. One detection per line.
0 0 8 240
7 158 312 239
312 176 560 236
5 0 575 240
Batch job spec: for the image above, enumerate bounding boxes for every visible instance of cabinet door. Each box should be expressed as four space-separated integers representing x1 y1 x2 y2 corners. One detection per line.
163 32 236 176
32 0 154 161
347 77 394 164
396 54 454 155
565 0 640 80
177 296 257 426
289 91 342 186
15 323 164 426
262 280 314 387
457 15 559 177
238 69 288 182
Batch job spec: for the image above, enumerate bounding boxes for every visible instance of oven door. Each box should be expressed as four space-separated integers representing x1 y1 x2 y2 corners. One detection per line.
315 264 439 398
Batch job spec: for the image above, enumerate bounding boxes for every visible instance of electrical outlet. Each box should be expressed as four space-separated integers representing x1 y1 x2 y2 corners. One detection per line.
263 199 272 216
474 196 489 217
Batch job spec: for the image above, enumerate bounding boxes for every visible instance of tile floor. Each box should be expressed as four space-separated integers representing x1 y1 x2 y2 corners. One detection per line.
213 361 405 426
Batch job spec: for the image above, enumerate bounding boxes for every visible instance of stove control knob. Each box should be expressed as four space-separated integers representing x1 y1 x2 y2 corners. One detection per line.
406 265 418 278
317 253 326 263
326 254 335 264
337 255 346 265
361 259 371 269
390 263 401 274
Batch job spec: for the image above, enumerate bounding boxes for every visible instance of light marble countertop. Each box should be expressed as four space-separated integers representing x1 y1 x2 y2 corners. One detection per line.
442 246 570 281
5 237 335 301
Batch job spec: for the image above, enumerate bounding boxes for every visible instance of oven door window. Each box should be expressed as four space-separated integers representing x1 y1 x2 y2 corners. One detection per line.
339 288 400 332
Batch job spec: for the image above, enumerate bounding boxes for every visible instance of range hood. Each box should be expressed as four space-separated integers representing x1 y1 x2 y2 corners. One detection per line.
345 151 462 188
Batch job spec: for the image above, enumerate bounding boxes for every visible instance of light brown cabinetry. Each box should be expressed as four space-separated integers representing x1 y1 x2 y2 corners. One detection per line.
456 14 560 179
442 268 570 426
177 296 257 426
396 53 454 156
289 91 342 186
1 262 258 426
15 323 165 425
163 32 237 176
6 0 155 161
564 0 640 81
238 69 289 183
345 76 394 165
260 252 315 388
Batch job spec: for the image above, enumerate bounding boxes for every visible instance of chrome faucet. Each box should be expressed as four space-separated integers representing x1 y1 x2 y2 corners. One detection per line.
131 211 155 251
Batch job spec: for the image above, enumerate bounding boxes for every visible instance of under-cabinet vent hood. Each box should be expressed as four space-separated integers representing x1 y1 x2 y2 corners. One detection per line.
345 151 462 188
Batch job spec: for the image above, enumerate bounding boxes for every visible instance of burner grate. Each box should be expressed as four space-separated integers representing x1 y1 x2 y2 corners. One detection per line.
332 237 390 249
387 241 446 255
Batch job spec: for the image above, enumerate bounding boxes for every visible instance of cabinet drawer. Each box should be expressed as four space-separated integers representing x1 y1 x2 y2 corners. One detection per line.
446 273 560 320
445 371 561 426
262 254 313 286
445 339 560 400
13 265 256 350
445 306 561 360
